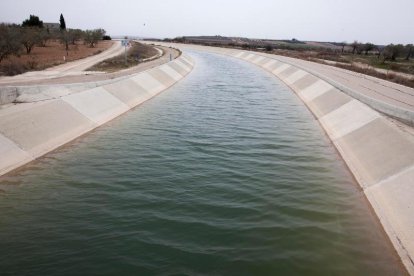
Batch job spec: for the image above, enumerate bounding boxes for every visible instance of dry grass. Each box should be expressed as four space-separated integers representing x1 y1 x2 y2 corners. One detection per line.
0 40 113 76
87 42 160 72
331 62 414 88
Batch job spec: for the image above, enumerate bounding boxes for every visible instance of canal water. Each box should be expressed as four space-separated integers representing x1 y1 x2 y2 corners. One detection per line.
0 51 404 275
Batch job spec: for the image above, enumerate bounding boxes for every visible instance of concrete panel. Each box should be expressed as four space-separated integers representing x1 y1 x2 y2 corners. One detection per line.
307 88 352 118
365 165 414 273
0 134 33 175
291 74 319 91
298 79 334 102
131 73 166 96
262 59 278 71
252 56 265 64
234 52 245 58
257 57 270 66
272 64 291 75
244 53 255 61
263 60 281 71
179 57 193 69
174 59 191 72
181 55 193 64
160 64 183 81
0 100 96 157
103 79 152 108
278 66 298 79
335 118 414 187
148 68 176 87
62 87 129 125
284 70 309 85
319 100 381 140
239 52 250 59
169 61 188 76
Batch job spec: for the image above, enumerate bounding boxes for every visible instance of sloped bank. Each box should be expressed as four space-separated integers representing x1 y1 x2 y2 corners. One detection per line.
225 48 414 274
0 55 194 177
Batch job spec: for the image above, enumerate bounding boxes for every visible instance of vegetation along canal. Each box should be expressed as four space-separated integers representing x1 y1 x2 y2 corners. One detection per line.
0 51 405 275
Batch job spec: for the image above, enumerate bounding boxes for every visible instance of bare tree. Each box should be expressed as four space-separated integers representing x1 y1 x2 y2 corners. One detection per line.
68 29 84 45
37 29 51 47
340 41 346 53
0 24 22 63
60 30 70 52
405 44 413 61
84 29 106 48
363 43 375 55
351 40 359 54
20 27 40 54
383 44 405 61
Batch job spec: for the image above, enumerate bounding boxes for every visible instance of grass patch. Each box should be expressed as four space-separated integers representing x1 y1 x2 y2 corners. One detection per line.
87 42 160 72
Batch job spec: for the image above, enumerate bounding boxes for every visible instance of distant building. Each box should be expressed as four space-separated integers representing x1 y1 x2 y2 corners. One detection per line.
44 22 60 32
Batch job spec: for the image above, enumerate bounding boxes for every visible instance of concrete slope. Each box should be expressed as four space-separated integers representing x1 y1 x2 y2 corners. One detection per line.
150 42 414 274
0 55 194 177
230 49 414 274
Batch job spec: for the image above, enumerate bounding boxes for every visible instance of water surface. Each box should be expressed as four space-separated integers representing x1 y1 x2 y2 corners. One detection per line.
0 51 404 275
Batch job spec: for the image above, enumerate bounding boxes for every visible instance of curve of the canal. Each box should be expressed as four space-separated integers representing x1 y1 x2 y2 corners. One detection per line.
0 51 405 275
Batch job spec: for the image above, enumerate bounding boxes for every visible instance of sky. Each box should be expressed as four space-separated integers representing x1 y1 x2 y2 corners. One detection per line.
1 0 413 45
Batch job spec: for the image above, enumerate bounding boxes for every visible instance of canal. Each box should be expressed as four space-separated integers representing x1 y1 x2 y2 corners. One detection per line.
0 51 404 275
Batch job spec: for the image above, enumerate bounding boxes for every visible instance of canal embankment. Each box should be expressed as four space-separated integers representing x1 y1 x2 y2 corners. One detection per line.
0 54 194 177
229 48 414 275
150 42 414 274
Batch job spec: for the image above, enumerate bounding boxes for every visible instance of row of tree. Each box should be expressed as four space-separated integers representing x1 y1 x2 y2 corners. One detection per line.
347 41 413 61
0 14 108 64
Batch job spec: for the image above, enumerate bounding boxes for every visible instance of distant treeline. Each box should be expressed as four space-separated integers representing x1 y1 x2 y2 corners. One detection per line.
166 36 413 62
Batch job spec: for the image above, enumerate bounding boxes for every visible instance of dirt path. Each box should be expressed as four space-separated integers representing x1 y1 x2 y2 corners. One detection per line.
0 45 180 86
0 41 124 84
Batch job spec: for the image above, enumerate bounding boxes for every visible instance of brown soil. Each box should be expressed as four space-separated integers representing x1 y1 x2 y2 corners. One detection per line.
0 40 113 76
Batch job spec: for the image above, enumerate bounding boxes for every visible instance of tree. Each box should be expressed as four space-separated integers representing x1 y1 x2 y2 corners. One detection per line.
37 29 51 47
383 44 405 61
0 24 22 63
60 31 70 51
59 14 66 30
351 40 359 54
405 44 413 61
363 43 375 55
84 29 106 47
68 29 84 45
20 27 41 54
22 15 44 28
340 41 346 53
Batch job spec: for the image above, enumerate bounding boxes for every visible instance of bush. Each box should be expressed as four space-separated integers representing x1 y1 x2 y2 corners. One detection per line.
102 35 112 40
0 24 22 63
2 62 26 76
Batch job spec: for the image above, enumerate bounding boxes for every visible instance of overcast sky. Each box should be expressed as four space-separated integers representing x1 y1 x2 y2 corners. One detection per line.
1 0 413 45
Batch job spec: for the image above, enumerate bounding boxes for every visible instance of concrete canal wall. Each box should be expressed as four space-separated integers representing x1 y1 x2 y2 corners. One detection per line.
226 49 414 274
0 55 194 177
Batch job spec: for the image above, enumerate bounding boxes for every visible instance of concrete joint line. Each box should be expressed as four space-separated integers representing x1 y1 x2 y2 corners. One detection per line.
252 52 414 126
319 100 381 141
365 164 414 192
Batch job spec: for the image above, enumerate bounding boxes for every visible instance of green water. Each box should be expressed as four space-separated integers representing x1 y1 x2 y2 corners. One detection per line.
0 51 404 275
